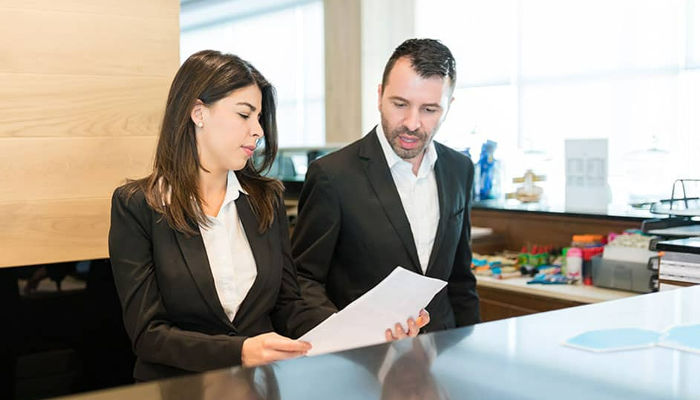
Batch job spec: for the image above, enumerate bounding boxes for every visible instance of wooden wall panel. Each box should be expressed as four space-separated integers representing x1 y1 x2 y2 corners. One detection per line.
6 1 179 18
0 136 157 201
0 1 179 267
0 74 168 137
0 7 178 76
0 198 111 267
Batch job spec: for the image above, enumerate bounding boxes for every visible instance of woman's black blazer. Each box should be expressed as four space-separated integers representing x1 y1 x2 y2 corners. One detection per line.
108 185 331 381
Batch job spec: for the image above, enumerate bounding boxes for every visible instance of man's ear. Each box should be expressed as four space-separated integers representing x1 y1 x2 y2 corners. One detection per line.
377 83 383 111
191 99 205 127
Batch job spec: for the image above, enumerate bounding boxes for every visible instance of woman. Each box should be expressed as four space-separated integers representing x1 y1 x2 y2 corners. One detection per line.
109 50 427 382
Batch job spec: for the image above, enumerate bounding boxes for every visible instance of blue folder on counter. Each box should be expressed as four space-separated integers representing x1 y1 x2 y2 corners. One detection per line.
564 324 700 354
564 328 661 352
658 324 700 354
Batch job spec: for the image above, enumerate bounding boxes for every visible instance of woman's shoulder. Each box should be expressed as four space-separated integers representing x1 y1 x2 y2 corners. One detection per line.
110 180 161 240
112 180 150 214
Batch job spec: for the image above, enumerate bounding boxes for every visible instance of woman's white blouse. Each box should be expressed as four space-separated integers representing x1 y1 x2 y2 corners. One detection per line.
199 170 258 322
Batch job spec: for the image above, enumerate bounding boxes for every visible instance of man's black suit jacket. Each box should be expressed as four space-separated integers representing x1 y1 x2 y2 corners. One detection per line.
109 184 331 381
292 128 479 332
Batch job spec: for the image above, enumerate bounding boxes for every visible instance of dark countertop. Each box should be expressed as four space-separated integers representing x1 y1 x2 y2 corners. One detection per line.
473 199 655 221
56 285 700 400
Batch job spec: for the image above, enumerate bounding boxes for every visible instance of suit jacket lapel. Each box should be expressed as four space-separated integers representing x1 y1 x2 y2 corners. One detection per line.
425 149 451 276
231 195 269 326
174 222 233 329
360 129 422 273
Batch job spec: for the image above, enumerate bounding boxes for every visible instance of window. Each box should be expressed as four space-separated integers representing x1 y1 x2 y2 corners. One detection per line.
416 0 700 206
181 0 325 147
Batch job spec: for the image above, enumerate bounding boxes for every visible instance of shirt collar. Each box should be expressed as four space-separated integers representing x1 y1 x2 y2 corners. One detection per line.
222 170 247 207
375 123 438 177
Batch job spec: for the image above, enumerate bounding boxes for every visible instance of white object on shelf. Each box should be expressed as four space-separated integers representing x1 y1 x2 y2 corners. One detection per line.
565 138 610 212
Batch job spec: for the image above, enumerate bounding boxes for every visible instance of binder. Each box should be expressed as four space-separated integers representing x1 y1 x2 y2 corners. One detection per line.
657 238 700 288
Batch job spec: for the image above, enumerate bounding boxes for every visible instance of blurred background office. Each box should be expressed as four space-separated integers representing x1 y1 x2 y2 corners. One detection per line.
181 0 700 205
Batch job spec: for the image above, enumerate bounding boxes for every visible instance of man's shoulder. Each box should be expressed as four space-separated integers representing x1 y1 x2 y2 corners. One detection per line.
309 133 370 174
434 141 474 169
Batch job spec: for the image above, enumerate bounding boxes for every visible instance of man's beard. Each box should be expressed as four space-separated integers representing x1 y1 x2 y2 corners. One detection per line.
381 118 432 160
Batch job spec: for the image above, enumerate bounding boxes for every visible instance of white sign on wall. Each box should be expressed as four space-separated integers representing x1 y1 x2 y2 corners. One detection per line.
565 139 610 212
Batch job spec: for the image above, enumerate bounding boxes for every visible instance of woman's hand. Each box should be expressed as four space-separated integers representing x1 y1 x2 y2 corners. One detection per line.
241 332 311 367
384 309 430 341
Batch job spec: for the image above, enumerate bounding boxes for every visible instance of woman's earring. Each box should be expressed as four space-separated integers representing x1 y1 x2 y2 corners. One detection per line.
197 121 203 128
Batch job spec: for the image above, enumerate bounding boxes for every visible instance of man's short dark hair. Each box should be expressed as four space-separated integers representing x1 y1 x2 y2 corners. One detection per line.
381 38 456 92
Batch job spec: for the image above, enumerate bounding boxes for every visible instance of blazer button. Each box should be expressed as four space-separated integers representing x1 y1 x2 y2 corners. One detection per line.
227 331 236 336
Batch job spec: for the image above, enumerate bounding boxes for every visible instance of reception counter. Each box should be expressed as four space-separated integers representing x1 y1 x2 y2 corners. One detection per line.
56 286 700 400
477 275 636 303
477 275 638 321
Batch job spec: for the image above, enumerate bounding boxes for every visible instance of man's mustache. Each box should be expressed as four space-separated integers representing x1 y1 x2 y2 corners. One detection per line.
392 127 424 138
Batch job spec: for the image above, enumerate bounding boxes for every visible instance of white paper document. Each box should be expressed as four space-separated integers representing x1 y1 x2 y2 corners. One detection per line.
299 266 447 356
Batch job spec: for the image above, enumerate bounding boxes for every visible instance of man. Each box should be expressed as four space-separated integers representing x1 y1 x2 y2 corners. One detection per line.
292 39 479 334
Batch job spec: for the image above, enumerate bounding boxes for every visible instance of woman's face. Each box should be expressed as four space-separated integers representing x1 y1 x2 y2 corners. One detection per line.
194 84 264 173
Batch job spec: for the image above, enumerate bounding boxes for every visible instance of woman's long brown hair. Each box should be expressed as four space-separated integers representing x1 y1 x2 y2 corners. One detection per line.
124 50 283 234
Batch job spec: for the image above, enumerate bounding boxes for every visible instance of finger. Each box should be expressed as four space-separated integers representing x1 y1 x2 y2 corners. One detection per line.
394 322 407 339
385 329 395 342
297 340 312 351
264 337 312 353
263 349 308 363
416 309 430 328
407 318 419 337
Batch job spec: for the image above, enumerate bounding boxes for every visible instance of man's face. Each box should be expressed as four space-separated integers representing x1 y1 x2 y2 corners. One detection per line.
378 57 453 163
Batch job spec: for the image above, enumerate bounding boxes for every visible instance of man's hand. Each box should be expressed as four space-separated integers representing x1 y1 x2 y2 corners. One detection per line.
385 309 430 341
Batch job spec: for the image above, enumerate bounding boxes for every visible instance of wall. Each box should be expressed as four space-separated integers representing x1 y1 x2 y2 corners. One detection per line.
323 0 362 144
324 0 415 144
0 0 180 267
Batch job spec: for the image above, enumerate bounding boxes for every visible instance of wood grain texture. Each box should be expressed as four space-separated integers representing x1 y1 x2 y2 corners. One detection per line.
0 7 179 76
477 285 583 322
0 136 157 202
0 74 169 138
0 198 111 267
0 0 179 18
0 0 178 268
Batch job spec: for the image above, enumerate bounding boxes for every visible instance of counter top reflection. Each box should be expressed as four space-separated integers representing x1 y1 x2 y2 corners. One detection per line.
57 286 700 400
